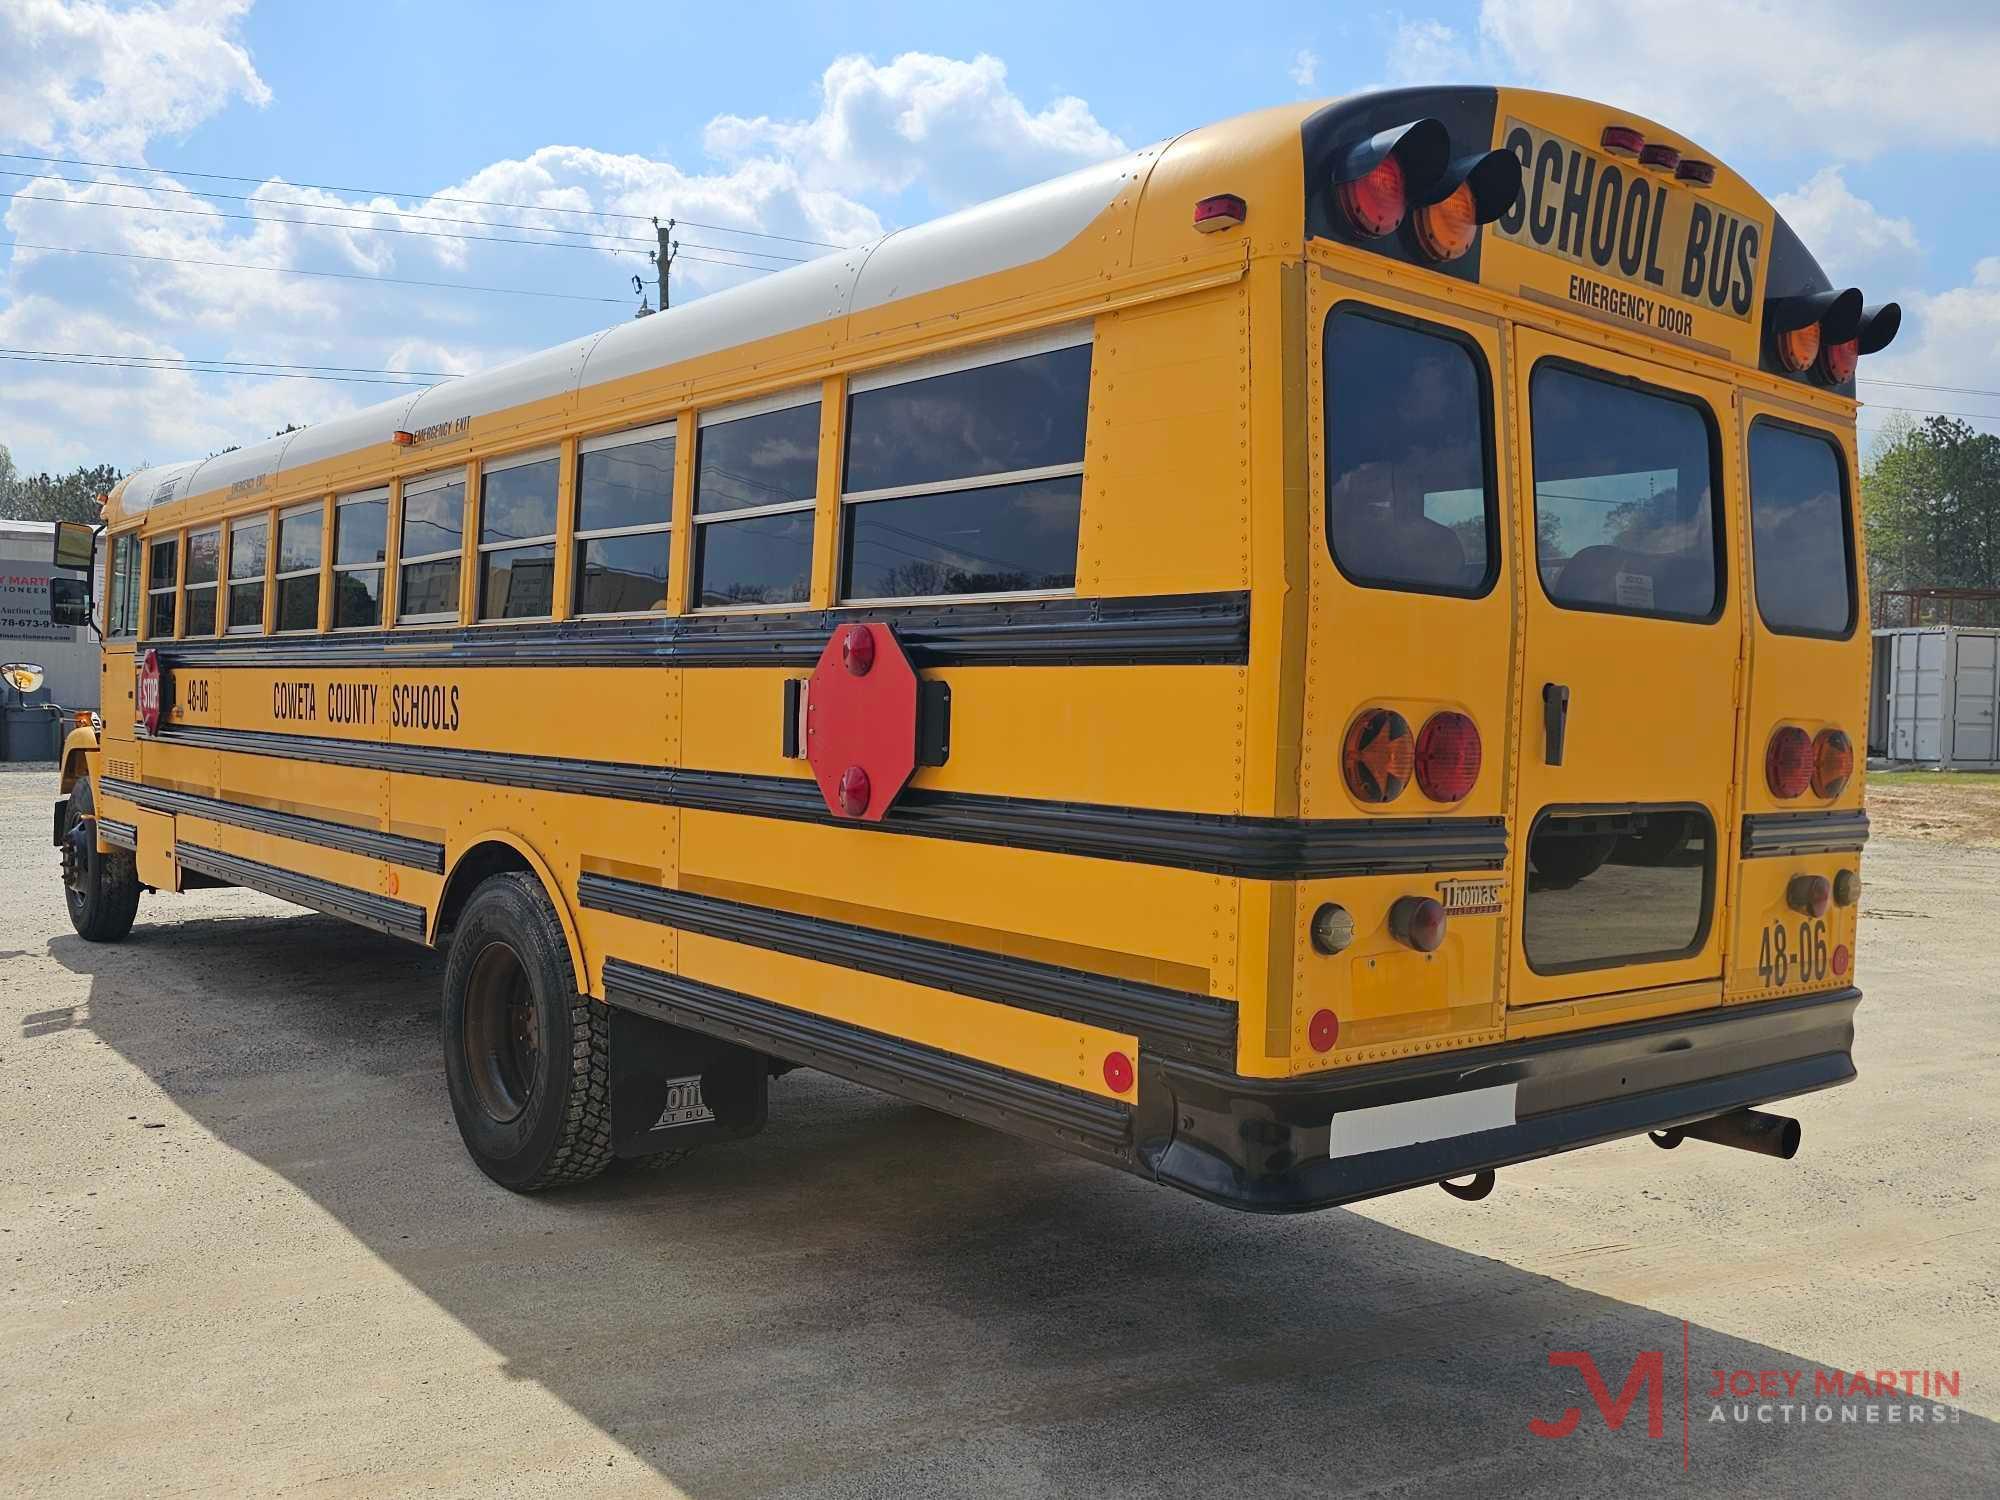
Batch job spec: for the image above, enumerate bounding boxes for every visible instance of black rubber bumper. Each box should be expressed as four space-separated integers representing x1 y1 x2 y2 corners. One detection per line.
1135 988 1859 1214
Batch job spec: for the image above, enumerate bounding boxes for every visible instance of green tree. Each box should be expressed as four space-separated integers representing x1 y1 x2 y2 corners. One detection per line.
7 462 124 524
1863 416 2000 604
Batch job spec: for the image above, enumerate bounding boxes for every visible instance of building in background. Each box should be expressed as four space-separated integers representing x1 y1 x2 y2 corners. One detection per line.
1 520 99 760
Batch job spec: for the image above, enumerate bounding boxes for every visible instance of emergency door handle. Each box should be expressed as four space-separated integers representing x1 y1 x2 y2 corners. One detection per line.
1543 683 1570 766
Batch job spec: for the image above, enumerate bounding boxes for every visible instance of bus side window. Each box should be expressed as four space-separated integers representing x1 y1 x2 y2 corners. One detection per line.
839 333 1091 601
1324 306 1496 597
691 395 818 609
275 503 325 632
575 423 676 615
399 470 466 624
333 489 389 629
145 535 179 639
184 526 220 636
227 514 269 633
107 531 141 638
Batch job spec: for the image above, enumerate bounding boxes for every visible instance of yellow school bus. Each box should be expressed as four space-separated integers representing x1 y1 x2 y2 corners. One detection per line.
46 86 1895 1209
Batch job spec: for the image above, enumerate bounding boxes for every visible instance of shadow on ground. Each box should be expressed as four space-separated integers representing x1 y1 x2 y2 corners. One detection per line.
45 911 1998 1497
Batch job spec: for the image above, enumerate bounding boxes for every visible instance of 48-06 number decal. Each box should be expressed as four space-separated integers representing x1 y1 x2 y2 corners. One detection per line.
1758 918 1829 988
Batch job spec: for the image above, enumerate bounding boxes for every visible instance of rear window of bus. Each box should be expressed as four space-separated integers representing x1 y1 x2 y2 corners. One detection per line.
1323 306 1496 597
1748 420 1854 638
1530 365 1720 622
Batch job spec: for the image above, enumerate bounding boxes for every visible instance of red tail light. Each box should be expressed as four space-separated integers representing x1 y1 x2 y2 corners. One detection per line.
1414 711 1481 802
1342 708 1414 803
1817 337 1858 385
1788 874 1833 918
1389 896 1447 953
1811 728 1854 798
1338 154 1407 238
1766 726 1813 798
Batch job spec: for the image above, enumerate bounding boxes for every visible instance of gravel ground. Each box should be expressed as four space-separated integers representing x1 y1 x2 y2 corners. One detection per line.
1 767 1995 1498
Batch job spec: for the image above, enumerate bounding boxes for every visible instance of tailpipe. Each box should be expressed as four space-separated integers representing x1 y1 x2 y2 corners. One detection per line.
1651 1108 1801 1160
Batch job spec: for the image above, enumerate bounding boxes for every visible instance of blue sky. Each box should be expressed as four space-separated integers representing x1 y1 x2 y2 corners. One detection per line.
2 0 1996 477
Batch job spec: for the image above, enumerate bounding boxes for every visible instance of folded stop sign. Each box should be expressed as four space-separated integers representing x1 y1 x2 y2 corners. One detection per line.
804 622 919 822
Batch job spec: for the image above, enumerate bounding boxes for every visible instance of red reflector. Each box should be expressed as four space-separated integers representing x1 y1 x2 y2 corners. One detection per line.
1811 728 1854 798
1675 159 1716 187
1637 143 1681 172
1766 726 1813 798
1414 711 1482 802
1817 336 1858 385
841 623 875 676
1308 1008 1340 1053
1788 873 1833 918
1389 896 1447 954
836 764 871 817
1600 124 1645 157
1832 944 1850 976
391 430 415 446
1342 708 1414 803
1103 1050 1134 1093
1192 193 1247 233
1338 154 1407 238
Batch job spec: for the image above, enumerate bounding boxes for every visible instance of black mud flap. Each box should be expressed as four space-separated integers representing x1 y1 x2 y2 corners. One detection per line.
608 1003 769 1158
53 796 69 848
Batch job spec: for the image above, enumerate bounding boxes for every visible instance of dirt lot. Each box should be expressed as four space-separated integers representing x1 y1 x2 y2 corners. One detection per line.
2 764 1996 1497
1866 771 2000 846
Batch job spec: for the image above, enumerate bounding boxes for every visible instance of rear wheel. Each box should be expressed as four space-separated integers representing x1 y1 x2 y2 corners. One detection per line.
61 779 140 943
441 873 612 1190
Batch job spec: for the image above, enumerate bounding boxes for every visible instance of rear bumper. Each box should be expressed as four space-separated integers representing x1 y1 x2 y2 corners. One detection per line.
1137 988 1859 1213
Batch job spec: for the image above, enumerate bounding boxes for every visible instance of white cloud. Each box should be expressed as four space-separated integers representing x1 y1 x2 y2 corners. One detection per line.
1290 49 1321 89
704 52 1125 207
1386 19 1479 85
1772 168 1922 289
0 0 269 159
1861 257 2000 436
1479 0 2000 157
0 42 1129 475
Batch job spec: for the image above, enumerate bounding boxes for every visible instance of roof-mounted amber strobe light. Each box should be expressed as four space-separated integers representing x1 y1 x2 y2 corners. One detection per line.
1412 149 1523 262
1332 117 1451 239
1767 286 1862 377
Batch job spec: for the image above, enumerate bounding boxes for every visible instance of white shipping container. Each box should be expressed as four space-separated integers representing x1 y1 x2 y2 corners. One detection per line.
1871 626 2000 769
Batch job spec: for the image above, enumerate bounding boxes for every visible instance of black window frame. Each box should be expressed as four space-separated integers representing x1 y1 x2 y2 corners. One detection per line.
1522 801 1718 976
1746 415 1858 642
1527 357 1728 626
1321 300 1502 601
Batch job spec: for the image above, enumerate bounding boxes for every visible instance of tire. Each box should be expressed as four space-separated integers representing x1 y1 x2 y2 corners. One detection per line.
440 872 612 1191
1528 833 1617 890
61 779 141 943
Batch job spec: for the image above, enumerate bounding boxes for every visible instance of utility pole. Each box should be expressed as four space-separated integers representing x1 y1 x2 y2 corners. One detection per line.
625 217 679 319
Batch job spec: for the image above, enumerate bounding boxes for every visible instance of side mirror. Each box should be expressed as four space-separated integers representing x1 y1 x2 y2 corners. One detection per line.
2 663 47 695
49 576 92 629
52 520 96 573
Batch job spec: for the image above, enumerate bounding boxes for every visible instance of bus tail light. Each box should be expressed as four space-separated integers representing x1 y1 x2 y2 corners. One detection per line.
1411 149 1524 262
1768 287 1862 378
1389 896 1447 953
1338 153 1409 238
1342 708 1414 803
1414 711 1481 801
1817 338 1859 385
1766 726 1813 798
1333 118 1448 239
1811 728 1854 798
1788 874 1833 919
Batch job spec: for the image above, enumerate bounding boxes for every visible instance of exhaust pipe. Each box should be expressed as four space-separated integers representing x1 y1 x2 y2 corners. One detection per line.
1652 1108 1801 1160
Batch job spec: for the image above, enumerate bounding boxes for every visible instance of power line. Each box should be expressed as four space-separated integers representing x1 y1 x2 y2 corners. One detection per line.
1859 401 2000 422
0 345 459 377
2 352 433 386
1860 375 2000 401
0 189 811 265
3 240 634 303
0 149 844 249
